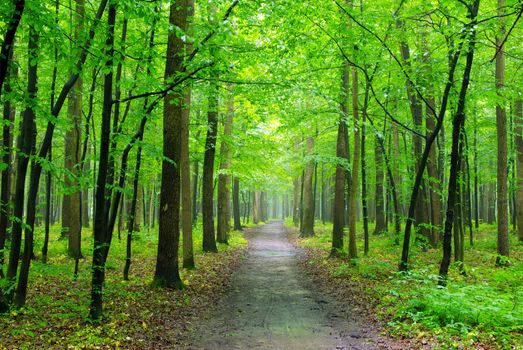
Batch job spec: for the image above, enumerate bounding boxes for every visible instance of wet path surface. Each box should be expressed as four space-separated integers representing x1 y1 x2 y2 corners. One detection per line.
186 221 387 350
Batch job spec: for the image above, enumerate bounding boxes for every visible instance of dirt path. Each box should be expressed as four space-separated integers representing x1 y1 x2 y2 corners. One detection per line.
186 221 396 350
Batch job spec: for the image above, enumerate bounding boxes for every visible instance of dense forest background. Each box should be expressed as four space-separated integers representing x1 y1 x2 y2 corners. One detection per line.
0 0 522 348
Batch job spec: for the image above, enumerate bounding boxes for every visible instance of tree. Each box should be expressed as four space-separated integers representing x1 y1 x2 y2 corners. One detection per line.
496 0 510 263
181 0 196 269
347 67 360 259
373 135 387 235
153 0 189 288
439 0 479 283
89 1 116 321
515 99 523 242
331 63 349 256
217 91 234 244
62 0 84 258
300 136 315 237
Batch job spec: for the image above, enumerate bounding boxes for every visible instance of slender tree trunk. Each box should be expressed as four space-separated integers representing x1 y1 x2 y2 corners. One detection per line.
426 95 442 246
516 100 523 242
0 48 16 277
63 0 84 258
300 137 315 237
202 82 219 251
292 177 300 226
473 113 479 229
361 101 369 256
233 177 242 231
42 147 52 264
253 191 260 224
374 136 387 234
192 159 199 224
8 27 38 308
180 0 195 268
348 68 360 259
331 63 349 255
496 0 510 262
217 91 234 243
123 137 144 280
89 3 116 321
133 182 143 232
439 3 478 283
180 96 194 267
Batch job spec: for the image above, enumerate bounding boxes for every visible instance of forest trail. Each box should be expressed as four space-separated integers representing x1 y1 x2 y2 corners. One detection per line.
186 221 397 350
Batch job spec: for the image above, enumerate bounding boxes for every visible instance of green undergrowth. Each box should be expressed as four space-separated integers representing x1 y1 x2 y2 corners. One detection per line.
287 218 523 349
0 221 248 349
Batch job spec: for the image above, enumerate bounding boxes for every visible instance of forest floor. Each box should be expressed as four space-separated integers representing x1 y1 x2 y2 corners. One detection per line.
183 220 413 350
288 221 523 350
0 223 248 349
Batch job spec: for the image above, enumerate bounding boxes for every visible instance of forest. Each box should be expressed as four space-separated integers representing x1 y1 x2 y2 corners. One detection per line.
0 0 522 349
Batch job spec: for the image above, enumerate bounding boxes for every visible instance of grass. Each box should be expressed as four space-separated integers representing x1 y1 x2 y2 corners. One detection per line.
0 221 248 349
287 218 523 349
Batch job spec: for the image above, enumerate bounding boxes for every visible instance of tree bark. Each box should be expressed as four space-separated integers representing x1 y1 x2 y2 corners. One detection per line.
439 2 478 283
300 137 315 237
331 63 349 255
496 0 510 262
0 48 16 277
63 0 84 258
292 177 300 226
217 92 234 243
348 68 360 259
516 100 523 242
89 3 115 322
0 0 25 96
181 0 195 268
374 136 387 234
9 26 38 308
233 177 242 231
202 81 219 251
153 0 188 287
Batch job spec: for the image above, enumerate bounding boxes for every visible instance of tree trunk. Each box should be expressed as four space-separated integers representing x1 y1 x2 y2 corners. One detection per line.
181 0 195 268
0 0 25 96
123 137 144 280
300 137 315 237
496 0 510 262
181 91 194 267
331 63 349 255
426 95 442 246
217 91 234 243
153 0 188 288
63 0 84 258
439 2 478 283
253 191 260 224
89 3 115 322
516 100 523 242
133 182 143 232
292 177 300 226
0 48 16 277
348 68 360 259
233 177 242 231
6 26 38 309
374 135 387 234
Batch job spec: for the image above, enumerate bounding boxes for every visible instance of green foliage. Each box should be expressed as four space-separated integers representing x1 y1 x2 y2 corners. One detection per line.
293 222 523 349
